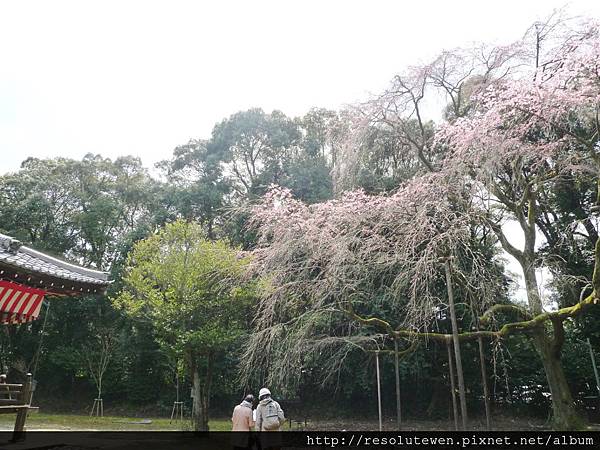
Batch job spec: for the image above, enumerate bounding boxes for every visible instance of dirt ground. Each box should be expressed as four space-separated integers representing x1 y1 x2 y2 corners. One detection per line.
303 415 550 431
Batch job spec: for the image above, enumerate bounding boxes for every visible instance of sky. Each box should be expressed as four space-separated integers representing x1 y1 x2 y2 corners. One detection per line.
1 0 598 304
1 0 599 175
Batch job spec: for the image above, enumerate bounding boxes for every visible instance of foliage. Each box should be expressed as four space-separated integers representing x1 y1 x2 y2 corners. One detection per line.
113 220 255 429
1 11 600 430
243 14 600 430
0 154 160 269
243 182 506 392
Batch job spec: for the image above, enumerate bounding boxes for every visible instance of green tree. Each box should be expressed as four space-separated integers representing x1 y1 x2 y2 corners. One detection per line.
114 220 254 430
0 154 160 270
208 108 301 198
0 157 80 253
0 154 165 406
157 139 230 239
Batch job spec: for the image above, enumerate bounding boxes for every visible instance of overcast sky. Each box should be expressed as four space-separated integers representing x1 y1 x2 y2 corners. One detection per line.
1 0 599 175
1 0 597 304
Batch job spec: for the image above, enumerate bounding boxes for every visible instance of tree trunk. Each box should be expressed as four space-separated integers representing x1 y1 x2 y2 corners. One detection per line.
532 330 581 429
192 362 209 431
522 261 543 315
522 263 583 429
425 378 448 419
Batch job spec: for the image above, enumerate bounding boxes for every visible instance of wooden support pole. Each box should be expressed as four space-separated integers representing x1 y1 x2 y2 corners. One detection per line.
587 338 600 411
170 372 184 424
170 402 184 423
394 339 402 430
478 336 491 430
445 259 468 430
90 398 104 417
12 373 32 442
375 350 383 432
447 341 459 431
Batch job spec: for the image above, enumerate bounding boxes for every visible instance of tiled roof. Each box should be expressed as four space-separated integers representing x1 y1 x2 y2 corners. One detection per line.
0 233 110 286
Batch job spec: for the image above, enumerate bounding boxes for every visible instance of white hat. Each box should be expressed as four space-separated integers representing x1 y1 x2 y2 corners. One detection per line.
259 387 271 398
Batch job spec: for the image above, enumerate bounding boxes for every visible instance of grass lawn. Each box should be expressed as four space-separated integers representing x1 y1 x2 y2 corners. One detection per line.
3 412 595 432
0 413 232 431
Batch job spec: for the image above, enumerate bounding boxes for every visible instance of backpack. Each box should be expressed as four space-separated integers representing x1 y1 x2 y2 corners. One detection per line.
262 401 282 431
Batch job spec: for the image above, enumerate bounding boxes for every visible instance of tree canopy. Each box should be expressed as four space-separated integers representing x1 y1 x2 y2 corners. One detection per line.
1 10 600 432
114 220 255 430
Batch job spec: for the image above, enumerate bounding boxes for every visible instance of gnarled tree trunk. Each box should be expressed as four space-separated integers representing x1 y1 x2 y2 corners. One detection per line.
522 262 582 429
492 184 584 430
532 329 580 429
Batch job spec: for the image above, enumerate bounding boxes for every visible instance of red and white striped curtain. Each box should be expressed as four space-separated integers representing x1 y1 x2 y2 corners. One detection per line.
0 280 46 325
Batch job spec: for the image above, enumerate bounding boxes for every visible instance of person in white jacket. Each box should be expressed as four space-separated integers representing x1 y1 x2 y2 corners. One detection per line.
255 388 285 431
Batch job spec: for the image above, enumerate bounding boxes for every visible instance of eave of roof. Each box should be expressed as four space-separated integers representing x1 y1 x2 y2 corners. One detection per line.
0 233 111 288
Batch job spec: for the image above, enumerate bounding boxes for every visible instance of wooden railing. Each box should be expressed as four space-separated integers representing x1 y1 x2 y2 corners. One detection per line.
0 373 38 441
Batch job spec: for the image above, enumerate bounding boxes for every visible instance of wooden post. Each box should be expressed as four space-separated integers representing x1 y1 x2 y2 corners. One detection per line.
90 398 103 417
170 402 184 423
444 259 468 430
375 351 383 431
587 338 600 410
170 373 184 424
478 336 491 430
12 373 32 442
394 339 402 430
447 340 459 431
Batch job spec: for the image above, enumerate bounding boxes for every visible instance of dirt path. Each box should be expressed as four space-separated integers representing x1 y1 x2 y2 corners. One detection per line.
304 415 550 431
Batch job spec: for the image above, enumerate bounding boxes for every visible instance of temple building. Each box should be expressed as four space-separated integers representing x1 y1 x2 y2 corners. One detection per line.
0 233 110 325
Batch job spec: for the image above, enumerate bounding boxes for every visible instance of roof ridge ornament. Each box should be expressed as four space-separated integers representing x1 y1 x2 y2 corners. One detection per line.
0 234 22 254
